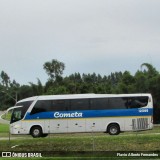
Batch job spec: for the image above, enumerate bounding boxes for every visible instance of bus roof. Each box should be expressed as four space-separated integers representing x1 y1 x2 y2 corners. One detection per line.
17 93 152 103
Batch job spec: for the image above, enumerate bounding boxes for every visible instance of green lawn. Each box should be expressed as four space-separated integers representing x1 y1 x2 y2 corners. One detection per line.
1 133 160 151
0 123 9 133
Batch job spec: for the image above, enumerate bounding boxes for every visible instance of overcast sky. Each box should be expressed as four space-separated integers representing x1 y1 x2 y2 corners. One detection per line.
0 0 160 84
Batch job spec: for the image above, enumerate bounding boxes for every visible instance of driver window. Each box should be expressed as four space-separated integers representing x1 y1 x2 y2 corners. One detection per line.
12 110 22 122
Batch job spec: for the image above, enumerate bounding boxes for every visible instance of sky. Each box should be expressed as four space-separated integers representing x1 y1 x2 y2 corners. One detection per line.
0 0 160 84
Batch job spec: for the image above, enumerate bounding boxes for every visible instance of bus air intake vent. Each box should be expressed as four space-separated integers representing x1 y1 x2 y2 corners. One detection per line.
132 118 148 130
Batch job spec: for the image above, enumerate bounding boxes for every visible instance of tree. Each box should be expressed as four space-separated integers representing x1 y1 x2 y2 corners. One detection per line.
141 63 158 77
18 85 34 100
134 71 147 92
46 86 68 95
43 59 65 81
0 71 10 88
29 78 44 95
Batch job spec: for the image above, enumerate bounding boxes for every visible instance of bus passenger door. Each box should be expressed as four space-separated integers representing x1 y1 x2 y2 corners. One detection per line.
44 120 50 133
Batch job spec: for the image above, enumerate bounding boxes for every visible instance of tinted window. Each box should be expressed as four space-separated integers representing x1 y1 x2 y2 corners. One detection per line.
127 96 148 108
90 97 147 110
16 101 33 118
30 100 51 114
90 98 108 110
51 100 67 111
30 96 149 114
70 99 89 110
108 97 128 109
16 101 33 108
30 100 68 114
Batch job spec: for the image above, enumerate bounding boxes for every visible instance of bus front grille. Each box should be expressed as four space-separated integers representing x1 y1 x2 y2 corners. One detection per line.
132 118 149 130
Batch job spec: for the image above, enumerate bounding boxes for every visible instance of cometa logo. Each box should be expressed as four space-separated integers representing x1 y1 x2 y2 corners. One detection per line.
54 112 83 118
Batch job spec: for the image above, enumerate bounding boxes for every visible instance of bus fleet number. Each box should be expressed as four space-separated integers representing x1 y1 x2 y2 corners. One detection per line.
138 109 148 113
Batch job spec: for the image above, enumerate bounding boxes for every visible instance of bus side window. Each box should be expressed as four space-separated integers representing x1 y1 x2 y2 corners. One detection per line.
16 101 33 117
30 100 51 114
127 97 148 108
90 98 108 110
51 100 67 111
70 99 90 111
108 98 128 109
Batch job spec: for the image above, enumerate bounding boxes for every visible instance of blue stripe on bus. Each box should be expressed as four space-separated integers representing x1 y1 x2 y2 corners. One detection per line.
24 108 153 120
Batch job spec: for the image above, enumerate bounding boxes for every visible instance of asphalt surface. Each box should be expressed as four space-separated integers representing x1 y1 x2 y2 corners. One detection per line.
0 111 9 124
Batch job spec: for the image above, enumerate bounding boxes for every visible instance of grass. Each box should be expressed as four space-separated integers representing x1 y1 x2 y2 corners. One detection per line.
1 133 160 151
1 111 11 121
0 123 9 133
1 134 160 159
1 125 160 159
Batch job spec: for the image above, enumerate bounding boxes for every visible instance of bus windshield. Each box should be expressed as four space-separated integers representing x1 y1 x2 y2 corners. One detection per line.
10 101 33 124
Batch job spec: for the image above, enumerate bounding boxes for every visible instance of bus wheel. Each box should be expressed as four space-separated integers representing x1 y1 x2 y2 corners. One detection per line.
30 126 42 138
41 134 48 138
107 124 120 135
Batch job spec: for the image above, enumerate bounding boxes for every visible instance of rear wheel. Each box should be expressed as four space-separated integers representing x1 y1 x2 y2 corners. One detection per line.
41 134 48 138
30 126 42 138
107 124 120 135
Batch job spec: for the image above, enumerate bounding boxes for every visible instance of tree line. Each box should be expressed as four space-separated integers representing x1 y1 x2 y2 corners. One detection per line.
0 59 160 123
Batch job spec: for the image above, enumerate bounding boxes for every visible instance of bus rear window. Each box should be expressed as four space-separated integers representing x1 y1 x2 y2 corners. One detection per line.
127 96 148 108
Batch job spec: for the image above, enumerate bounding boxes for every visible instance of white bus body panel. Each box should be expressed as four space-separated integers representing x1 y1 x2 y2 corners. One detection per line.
10 116 152 135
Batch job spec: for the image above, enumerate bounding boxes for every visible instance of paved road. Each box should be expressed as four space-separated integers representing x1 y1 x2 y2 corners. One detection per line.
0 111 9 124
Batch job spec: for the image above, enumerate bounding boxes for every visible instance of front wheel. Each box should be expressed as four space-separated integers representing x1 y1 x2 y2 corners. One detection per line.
30 126 42 138
107 124 120 135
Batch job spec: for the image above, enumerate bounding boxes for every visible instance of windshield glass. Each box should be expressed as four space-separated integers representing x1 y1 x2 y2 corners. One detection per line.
10 101 33 124
11 107 23 123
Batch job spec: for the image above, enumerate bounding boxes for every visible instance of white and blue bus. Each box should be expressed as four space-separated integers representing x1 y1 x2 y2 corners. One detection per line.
9 94 153 138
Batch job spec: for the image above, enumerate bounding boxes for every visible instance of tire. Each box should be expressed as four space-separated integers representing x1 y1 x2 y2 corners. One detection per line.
41 134 48 138
107 124 120 135
30 126 43 138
